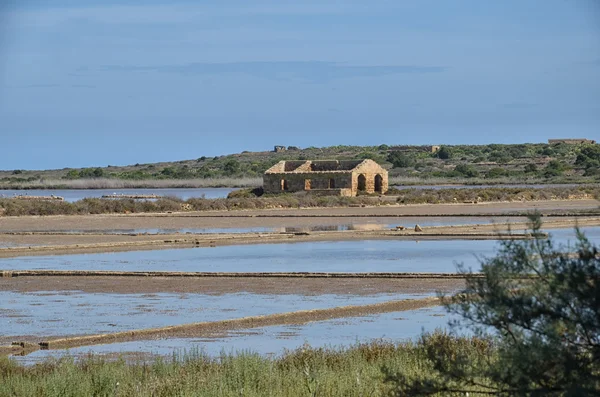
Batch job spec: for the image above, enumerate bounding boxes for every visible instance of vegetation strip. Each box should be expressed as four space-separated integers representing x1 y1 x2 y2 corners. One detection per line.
1 185 598 217
1 270 483 279
3 297 441 353
134 211 600 218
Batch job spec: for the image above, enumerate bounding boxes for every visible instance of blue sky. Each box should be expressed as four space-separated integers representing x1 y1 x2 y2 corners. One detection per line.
0 0 599 170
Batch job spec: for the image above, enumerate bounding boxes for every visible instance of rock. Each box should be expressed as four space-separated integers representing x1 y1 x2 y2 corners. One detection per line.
414 224 423 232
395 226 406 231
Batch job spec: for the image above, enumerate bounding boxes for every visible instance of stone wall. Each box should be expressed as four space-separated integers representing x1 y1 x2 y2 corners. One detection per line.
263 172 354 194
263 159 388 196
352 161 389 195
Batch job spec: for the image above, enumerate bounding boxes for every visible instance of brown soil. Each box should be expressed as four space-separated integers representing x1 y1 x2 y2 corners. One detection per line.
0 217 597 258
0 199 597 232
0 275 466 295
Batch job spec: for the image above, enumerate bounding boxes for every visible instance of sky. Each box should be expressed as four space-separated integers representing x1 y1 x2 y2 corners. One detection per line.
0 0 599 170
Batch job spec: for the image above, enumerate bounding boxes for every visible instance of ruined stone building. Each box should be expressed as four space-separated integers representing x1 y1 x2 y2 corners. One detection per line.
263 159 388 196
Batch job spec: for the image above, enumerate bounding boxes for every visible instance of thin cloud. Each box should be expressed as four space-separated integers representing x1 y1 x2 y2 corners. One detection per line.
95 61 448 83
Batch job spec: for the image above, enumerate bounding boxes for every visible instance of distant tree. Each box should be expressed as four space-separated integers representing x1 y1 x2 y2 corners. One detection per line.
386 216 600 396
92 168 104 178
541 147 555 156
12 170 23 175
544 160 569 177
387 152 415 168
223 159 241 175
575 145 600 171
486 167 509 178
64 170 80 179
436 146 452 160
160 167 176 177
524 163 538 173
454 164 478 178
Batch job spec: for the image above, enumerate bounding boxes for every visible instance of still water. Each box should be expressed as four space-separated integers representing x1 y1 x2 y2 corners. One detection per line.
0 291 425 338
14 216 534 235
1 228 596 274
0 184 582 202
0 188 235 202
13 306 464 364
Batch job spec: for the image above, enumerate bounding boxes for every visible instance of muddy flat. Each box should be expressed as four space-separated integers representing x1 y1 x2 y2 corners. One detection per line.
0 216 597 258
0 276 465 295
0 199 597 232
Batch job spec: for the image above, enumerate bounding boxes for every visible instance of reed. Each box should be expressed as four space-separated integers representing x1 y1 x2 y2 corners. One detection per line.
0 332 493 397
0 186 598 216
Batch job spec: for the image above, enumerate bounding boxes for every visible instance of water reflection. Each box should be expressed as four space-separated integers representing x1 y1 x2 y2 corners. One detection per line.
13 306 464 364
0 291 422 338
0 188 235 202
4 216 537 235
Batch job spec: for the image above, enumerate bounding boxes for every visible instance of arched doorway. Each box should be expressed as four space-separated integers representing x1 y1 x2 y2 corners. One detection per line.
374 174 383 193
357 174 366 192
328 178 335 189
281 179 289 191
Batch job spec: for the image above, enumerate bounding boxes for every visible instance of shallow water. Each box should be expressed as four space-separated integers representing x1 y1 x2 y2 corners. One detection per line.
0 188 235 202
13 216 532 235
1 290 426 338
13 306 464 364
1 227 597 273
0 240 500 273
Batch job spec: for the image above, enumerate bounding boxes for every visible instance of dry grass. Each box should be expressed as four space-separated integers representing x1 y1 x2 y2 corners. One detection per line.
1 186 598 217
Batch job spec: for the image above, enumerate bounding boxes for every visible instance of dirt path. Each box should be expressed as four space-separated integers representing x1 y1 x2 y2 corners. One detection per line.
0 199 597 232
0 274 465 295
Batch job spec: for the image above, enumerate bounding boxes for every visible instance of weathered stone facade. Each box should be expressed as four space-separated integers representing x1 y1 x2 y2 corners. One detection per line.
263 159 388 196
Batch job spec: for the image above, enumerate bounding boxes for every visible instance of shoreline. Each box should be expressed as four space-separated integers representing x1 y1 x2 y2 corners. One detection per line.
0 217 597 258
2 297 441 354
1 180 596 190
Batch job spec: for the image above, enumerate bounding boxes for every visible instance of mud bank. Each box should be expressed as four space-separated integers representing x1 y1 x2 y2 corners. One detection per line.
0 199 597 232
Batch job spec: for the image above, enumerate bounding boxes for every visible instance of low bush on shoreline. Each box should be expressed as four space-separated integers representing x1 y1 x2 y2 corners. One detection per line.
0 186 598 216
0 334 492 396
390 185 600 204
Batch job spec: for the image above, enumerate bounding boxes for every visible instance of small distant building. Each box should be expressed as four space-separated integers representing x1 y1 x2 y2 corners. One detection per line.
263 159 388 197
274 146 287 153
548 139 596 145
389 145 440 153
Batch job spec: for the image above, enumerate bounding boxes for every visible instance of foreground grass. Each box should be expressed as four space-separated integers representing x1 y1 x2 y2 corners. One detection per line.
0 334 492 397
0 186 598 216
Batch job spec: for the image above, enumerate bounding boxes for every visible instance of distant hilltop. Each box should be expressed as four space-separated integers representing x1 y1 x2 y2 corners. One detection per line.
548 139 596 145
0 141 598 189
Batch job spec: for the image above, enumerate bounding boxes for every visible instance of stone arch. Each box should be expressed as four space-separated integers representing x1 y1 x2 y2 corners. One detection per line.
374 174 383 193
357 174 367 191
